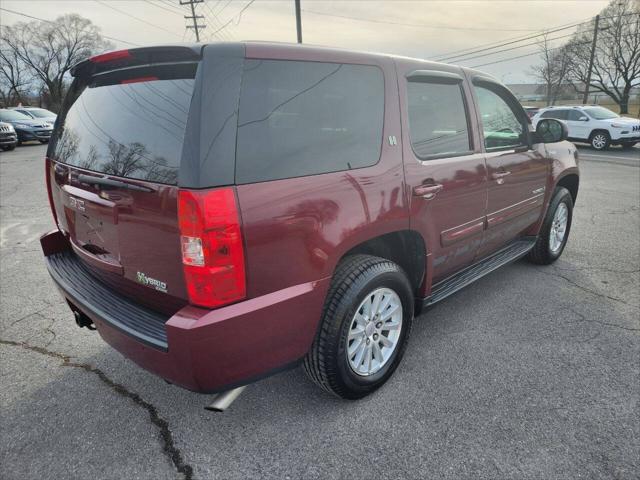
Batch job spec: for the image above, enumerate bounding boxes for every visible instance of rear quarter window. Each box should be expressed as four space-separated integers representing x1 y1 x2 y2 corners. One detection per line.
235 60 384 184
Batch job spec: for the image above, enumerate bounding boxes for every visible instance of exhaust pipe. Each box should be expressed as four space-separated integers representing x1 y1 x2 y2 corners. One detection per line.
74 310 96 330
205 386 246 412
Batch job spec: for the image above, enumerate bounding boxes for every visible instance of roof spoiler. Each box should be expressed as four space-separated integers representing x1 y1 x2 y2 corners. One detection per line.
70 45 203 78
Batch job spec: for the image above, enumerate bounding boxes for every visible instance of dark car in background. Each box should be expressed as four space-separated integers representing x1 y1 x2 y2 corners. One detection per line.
0 122 18 151
0 109 53 145
40 43 578 404
11 106 57 124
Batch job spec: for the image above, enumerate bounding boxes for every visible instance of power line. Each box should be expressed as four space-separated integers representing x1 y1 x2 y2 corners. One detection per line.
453 32 578 63
433 12 636 61
456 18 638 66
209 0 257 37
431 17 592 60
301 9 544 32
0 7 141 46
94 0 183 38
202 1 233 41
468 34 633 69
436 21 590 61
213 0 234 16
144 0 183 15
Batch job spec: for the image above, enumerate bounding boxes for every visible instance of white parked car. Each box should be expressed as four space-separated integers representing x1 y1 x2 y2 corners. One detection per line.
532 105 640 150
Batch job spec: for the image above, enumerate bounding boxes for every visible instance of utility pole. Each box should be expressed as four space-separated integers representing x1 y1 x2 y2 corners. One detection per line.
295 0 302 44
180 0 206 42
582 14 600 104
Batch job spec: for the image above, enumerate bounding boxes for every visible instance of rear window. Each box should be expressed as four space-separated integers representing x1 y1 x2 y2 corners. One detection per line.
235 60 384 184
50 64 196 185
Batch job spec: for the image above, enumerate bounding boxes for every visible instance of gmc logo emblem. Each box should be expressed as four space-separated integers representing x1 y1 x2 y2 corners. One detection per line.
69 197 85 212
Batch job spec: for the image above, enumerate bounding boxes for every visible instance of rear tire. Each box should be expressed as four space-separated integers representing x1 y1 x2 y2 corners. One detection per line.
527 187 573 265
304 255 414 399
589 130 610 150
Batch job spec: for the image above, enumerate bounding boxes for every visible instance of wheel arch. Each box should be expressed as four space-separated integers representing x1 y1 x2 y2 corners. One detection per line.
556 173 579 205
336 230 427 296
589 128 611 140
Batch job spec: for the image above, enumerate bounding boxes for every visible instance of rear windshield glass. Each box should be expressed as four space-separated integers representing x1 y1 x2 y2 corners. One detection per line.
50 65 196 185
235 60 384 184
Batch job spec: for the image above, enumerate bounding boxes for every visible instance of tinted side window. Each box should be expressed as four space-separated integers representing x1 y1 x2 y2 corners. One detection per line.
235 60 384 184
406 80 471 159
542 109 568 120
567 110 583 120
474 85 527 150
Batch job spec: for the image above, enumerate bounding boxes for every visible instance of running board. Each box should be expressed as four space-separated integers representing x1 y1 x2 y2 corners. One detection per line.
422 237 537 308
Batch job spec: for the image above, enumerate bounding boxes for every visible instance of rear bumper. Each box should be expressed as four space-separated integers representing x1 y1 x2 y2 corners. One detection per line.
41 230 330 392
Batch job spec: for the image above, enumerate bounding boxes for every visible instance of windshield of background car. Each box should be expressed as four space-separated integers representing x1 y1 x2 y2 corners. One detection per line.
0 110 33 122
26 108 55 118
584 107 618 120
49 63 196 185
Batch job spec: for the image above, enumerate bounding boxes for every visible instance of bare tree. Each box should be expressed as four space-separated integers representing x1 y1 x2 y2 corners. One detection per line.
565 0 640 113
0 14 113 111
0 46 32 106
530 34 571 106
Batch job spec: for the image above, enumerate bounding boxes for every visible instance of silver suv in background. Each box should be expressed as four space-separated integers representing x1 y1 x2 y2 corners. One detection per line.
532 105 640 150
0 109 53 145
10 107 57 124
0 122 18 151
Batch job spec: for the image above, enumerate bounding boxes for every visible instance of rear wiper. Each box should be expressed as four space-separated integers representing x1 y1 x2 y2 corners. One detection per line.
78 174 154 192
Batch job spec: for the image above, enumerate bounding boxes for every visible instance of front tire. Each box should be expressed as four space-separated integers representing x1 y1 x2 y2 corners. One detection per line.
621 142 637 150
1 145 15 151
304 255 414 399
590 131 610 150
527 187 573 265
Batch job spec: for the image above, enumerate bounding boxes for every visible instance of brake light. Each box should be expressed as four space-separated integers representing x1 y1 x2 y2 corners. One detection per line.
178 188 246 308
45 158 59 226
121 76 159 85
89 49 131 64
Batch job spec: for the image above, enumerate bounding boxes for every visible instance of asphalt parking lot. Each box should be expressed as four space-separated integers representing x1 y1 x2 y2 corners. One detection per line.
1 143 638 479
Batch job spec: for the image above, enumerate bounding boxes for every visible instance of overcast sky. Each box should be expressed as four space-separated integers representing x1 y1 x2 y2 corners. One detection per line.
1 0 610 83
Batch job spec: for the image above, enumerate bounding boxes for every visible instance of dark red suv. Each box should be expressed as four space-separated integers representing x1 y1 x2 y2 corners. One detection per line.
41 43 579 403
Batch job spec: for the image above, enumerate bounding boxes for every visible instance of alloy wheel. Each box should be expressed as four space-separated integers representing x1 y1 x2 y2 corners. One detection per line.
346 287 403 376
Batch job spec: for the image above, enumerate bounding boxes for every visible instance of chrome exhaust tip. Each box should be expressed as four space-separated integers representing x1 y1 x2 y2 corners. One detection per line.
205 386 246 412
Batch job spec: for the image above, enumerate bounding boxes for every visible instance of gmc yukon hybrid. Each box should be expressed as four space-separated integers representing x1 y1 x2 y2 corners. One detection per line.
40 43 579 404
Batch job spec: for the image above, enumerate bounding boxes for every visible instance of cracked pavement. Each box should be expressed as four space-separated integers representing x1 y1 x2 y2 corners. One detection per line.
1 144 639 479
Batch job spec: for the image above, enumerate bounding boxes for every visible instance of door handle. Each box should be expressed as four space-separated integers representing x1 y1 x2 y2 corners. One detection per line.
491 170 511 179
491 170 511 184
413 183 443 199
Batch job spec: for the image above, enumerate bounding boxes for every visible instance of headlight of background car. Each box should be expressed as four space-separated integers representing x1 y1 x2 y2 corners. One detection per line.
610 123 624 128
14 123 31 129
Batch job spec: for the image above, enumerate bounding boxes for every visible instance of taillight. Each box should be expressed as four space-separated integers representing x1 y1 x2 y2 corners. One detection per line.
45 158 59 226
121 76 159 85
178 188 246 308
89 49 131 64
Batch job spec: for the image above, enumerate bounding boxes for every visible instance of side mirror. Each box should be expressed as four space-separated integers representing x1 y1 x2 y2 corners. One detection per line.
578 116 589 122
534 118 568 144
